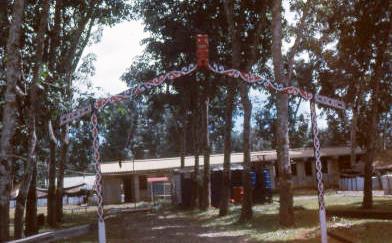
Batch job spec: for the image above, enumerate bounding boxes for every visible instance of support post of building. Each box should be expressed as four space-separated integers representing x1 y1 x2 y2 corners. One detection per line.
132 174 140 203
310 101 328 243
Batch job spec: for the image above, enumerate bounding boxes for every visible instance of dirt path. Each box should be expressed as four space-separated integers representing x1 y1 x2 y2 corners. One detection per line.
81 211 248 243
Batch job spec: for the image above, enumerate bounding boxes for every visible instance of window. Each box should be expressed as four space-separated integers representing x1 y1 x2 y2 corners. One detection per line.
305 160 313 176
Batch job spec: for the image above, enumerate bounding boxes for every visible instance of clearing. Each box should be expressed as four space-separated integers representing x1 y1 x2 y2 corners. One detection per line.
70 191 392 242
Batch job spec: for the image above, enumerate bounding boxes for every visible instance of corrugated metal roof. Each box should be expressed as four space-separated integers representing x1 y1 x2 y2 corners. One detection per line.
101 146 363 175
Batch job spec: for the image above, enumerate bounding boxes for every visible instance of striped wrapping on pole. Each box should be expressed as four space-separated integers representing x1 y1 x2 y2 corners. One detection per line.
208 63 313 100
310 101 328 243
91 102 106 243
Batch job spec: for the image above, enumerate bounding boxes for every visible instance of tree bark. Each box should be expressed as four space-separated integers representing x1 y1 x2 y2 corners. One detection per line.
239 84 253 221
180 109 187 169
47 138 57 226
0 1 8 47
272 0 294 227
14 123 37 239
201 94 210 210
350 105 358 167
25 165 37 236
56 127 69 222
220 0 240 216
220 84 235 216
363 88 378 209
191 88 200 209
0 0 25 240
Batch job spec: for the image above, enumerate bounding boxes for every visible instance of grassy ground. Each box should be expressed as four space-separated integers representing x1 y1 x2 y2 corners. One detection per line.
165 192 392 242
11 193 392 242
8 202 148 239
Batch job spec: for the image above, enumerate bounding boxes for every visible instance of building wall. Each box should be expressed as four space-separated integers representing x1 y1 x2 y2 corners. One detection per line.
289 156 340 189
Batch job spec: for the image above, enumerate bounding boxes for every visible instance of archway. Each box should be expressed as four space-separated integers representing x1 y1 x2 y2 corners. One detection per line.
60 35 345 243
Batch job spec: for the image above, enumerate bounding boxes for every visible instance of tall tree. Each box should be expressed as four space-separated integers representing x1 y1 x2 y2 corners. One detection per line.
47 121 58 227
201 88 211 210
24 165 37 236
271 0 292 226
56 126 69 222
222 0 271 221
312 0 391 208
219 0 240 216
0 0 25 240
362 18 390 208
14 0 50 238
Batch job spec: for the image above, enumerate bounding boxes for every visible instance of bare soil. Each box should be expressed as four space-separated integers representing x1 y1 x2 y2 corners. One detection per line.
74 210 249 243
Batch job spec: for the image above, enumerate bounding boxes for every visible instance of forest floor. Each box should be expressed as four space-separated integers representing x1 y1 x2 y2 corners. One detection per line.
69 191 392 242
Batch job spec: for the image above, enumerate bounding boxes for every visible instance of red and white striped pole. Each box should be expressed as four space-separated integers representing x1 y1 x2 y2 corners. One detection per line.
310 101 328 243
91 100 106 243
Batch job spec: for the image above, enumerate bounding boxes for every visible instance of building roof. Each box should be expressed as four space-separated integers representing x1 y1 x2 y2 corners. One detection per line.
101 146 363 176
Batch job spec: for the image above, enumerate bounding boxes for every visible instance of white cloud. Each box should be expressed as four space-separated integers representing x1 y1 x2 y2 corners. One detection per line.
80 20 147 96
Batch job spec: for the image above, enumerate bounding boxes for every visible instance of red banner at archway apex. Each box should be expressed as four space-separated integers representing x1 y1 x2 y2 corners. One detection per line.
196 34 209 68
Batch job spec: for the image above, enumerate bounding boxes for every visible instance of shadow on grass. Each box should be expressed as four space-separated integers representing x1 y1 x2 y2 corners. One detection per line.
171 196 392 242
60 197 392 242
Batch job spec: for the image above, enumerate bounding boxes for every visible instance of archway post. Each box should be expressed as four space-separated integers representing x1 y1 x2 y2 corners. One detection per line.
310 100 327 243
91 100 106 243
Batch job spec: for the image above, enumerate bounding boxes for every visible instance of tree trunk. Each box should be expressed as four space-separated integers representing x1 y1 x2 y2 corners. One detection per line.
220 0 240 216
0 1 8 47
192 156 200 208
0 0 25 240
14 1 49 238
239 84 253 221
47 138 57 226
201 94 210 210
56 127 68 222
350 105 358 167
272 0 294 227
363 97 377 209
14 123 37 239
219 84 235 216
191 89 200 209
25 165 37 236
197 104 203 209
180 112 187 169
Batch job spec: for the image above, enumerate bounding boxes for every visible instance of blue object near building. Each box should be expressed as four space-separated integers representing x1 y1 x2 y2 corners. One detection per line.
250 171 257 187
263 169 272 190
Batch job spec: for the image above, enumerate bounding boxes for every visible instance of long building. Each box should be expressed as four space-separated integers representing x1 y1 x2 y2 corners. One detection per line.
100 146 364 204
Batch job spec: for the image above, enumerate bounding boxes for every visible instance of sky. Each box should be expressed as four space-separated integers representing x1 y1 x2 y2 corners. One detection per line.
80 20 147 96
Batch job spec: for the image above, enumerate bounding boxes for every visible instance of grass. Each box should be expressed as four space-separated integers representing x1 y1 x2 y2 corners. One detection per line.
8 202 148 240
10 193 392 242
166 192 392 242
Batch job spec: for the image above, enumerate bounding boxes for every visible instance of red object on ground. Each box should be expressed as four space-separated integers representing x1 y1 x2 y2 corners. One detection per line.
196 34 209 68
232 186 244 203
147 177 169 183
